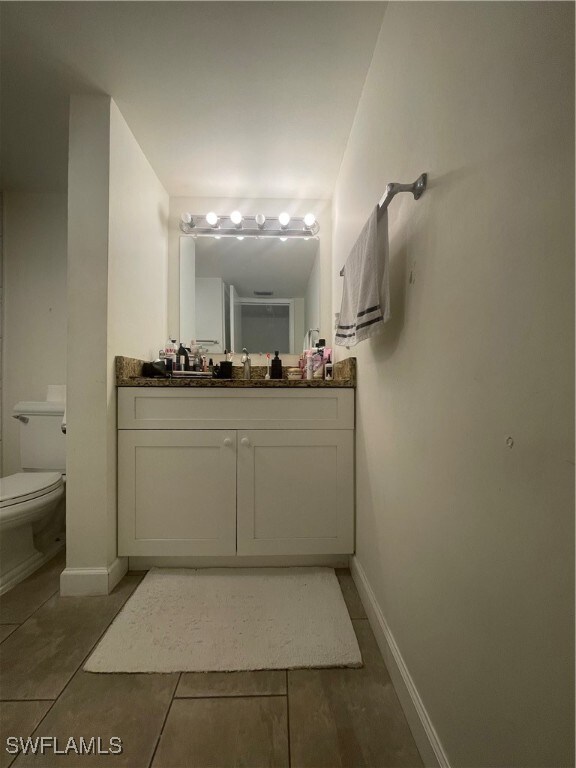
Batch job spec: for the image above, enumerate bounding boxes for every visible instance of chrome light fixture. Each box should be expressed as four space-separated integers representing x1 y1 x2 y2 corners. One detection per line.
179 212 319 239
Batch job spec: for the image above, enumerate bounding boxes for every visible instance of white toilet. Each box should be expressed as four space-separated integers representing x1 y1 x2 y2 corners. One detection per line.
0 385 66 595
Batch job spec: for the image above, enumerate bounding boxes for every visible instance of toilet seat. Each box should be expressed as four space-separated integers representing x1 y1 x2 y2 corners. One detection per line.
0 473 64 508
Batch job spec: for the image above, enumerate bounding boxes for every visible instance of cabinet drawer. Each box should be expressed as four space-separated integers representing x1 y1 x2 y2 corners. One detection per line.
118 388 354 430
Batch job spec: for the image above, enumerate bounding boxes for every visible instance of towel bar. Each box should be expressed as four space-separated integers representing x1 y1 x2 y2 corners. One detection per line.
339 173 427 276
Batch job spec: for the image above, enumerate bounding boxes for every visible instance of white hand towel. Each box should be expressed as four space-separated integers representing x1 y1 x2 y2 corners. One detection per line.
335 207 390 347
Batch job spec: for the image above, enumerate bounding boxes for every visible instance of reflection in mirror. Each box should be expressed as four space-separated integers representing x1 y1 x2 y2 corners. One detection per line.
180 237 320 354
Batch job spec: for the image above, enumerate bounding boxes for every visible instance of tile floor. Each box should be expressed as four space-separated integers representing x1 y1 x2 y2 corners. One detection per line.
0 553 423 768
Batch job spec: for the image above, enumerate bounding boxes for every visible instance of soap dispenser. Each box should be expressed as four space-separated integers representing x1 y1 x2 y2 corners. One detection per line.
241 348 251 380
270 351 283 380
177 342 190 371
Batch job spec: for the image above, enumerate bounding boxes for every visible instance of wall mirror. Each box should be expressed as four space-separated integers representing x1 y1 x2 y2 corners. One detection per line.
180 236 320 355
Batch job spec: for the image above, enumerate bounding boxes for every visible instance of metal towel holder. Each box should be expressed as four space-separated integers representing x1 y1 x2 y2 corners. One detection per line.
340 172 427 276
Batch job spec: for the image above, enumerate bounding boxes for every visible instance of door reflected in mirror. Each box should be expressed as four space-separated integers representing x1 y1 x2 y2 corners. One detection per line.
180 236 320 355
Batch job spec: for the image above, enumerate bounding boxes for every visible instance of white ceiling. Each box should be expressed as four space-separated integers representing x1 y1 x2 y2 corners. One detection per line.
195 236 318 297
1 2 386 198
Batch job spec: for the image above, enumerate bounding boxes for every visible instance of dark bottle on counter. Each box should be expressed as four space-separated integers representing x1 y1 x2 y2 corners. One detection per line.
177 343 190 371
270 351 283 380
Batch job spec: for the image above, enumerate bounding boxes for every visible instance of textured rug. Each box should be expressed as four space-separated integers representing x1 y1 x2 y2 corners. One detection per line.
84 567 362 673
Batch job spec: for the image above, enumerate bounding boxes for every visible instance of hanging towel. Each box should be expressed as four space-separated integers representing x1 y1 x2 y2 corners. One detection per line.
335 206 390 346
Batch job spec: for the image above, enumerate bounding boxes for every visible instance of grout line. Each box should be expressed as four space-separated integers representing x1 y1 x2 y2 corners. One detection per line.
148 673 181 768
20 573 145 735
0 698 57 703
286 669 292 768
174 693 287 700
0 585 60 627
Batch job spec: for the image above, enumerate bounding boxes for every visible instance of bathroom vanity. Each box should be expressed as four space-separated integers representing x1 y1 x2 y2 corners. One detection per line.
116 358 355 559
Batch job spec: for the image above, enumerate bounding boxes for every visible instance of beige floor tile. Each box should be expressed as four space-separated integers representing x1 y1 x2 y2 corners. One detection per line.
152 697 289 768
0 625 19 644
288 620 423 768
12 670 178 767
0 573 143 701
0 552 65 625
336 569 367 619
176 670 286 698
0 701 52 768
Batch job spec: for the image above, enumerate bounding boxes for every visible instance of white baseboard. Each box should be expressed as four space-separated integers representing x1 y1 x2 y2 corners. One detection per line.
128 554 349 570
60 557 128 596
350 556 450 768
108 556 129 592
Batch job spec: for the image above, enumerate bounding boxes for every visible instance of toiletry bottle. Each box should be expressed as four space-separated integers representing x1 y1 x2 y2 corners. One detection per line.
177 342 190 371
241 348 251 380
208 358 214 375
270 351 283 380
265 353 271 380
190 345 202 372
306 350 314 380
165 338 177 373
165 338 176 362
324 355 333 380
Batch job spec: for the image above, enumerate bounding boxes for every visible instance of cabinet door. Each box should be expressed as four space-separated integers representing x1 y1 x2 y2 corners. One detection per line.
118 430 236 556
237 430 354 555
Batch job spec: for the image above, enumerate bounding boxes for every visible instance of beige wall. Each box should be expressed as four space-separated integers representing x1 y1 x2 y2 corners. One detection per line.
332 3 574 766
107 101 169 563
1 192 68 475
63 95 168 592
65 95 111 579
168 196 332 358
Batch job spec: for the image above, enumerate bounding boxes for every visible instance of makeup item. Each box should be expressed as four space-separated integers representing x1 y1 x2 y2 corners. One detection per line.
287 367 302 380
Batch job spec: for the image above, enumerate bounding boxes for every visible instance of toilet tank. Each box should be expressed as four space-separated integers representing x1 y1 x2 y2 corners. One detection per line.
13 386 66 472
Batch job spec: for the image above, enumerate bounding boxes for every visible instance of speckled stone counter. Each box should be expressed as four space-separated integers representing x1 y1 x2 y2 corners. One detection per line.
116 356 356 388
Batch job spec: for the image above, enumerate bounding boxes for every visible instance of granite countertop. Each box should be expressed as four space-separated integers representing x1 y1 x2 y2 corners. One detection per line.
116 356 356 388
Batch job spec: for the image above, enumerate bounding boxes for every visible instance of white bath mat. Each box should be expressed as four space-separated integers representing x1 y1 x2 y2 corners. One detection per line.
84 567 362 673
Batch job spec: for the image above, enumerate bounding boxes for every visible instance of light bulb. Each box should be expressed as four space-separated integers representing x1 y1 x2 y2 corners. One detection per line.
214 235 221 240
304 213 316 228
278 212 290 228
237 236 244 241
255 213 266 228
279 236 287 242
206 212 219 227
230 210 243 226
181 212 192 225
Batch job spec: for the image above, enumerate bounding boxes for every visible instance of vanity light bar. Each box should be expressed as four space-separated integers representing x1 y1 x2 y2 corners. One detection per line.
179 213 319 239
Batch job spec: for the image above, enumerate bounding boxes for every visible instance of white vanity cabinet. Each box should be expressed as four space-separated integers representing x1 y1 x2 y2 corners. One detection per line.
117 388 355 557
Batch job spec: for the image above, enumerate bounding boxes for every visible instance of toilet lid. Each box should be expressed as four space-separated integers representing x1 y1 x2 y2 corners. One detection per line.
0 472 63 507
